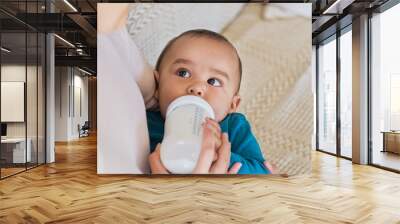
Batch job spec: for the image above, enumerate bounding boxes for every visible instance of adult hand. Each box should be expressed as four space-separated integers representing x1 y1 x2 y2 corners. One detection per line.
149 118 242 174
194 118 241 174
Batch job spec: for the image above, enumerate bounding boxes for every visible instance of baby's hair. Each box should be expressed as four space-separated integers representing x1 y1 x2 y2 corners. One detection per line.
155 29 242 93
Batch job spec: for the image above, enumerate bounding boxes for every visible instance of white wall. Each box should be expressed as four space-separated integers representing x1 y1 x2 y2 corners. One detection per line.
71 72 89 138
55 66 70 141
55 67 89 141
1 65 38 138
1 66 27 142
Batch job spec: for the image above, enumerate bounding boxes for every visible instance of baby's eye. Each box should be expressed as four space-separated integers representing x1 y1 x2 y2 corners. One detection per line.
207 78 222 87
177 69 191 78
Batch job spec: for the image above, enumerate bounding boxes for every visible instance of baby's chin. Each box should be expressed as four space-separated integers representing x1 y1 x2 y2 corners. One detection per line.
214 112 228 123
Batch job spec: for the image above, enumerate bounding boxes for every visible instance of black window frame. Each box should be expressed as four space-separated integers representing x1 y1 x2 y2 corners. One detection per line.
315 24 353 161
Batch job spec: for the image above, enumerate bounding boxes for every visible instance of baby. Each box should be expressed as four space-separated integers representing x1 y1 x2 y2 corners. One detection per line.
147 29 270 174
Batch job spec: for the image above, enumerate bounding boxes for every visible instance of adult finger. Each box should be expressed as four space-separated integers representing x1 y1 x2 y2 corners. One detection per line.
205 117 221 133
210 133 231 174
213 152 218 162
227 162 242 174
264 161 276 174
148 144 169 174
193 123 216 174
204 118 222 148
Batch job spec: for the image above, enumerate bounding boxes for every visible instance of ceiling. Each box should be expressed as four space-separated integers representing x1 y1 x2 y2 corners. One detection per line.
0 0 98 73
311 0 390 44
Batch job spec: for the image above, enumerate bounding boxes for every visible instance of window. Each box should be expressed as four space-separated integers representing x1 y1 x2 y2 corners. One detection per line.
0 1 46 179
370 2 400 171
317 36 337 154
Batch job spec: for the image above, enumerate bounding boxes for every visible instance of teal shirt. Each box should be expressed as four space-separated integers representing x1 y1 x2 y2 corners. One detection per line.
146 111 270 174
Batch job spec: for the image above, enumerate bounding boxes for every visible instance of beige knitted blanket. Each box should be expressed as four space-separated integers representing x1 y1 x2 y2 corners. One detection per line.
127 3 312 175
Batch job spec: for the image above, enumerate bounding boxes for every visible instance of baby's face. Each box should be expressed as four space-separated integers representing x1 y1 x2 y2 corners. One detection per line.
155 36 241 122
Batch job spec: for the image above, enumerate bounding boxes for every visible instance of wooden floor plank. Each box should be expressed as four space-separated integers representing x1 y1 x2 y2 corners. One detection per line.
1 134 399 223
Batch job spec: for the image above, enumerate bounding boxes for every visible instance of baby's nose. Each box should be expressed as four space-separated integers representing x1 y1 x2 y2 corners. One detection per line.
187 84 205 97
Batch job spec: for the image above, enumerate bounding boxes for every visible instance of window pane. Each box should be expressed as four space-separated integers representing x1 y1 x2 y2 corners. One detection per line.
340 29 352 158
27 31 38 169
318 37 337 154
38 32 46 165
1 30 28 177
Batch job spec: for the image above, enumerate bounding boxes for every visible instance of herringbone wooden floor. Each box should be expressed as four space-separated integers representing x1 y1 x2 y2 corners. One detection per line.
1 134 400 223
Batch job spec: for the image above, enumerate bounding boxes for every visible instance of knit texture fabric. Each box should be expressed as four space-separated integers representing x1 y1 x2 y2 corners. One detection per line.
127 3 312 175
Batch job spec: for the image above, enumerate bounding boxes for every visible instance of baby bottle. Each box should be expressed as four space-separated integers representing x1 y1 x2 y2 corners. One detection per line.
160 95 215 174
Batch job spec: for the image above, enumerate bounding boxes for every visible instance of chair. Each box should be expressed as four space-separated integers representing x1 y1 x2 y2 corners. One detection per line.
79 121 90 138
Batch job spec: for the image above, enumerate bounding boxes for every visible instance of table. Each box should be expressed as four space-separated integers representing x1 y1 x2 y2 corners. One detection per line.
1 138 32 164
381 131 400 154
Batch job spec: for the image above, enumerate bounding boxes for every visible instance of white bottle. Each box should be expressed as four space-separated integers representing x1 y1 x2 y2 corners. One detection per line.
160 95 215 174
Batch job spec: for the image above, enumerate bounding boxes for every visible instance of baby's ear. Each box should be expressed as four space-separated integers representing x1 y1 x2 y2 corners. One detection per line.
229 95 241 113
154 70 160 82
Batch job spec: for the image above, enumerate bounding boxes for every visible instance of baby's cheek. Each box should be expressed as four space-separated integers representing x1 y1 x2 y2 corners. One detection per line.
209 102 225 120
159 99 170 118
